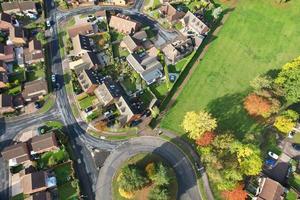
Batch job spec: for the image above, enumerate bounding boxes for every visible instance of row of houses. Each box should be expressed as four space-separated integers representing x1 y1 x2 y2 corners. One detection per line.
1 1 38 17
1 132 59 198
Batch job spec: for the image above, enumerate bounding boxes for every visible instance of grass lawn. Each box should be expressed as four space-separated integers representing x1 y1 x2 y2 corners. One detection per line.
45 121 64 129
286 190 298 200
289 173 300 191
112 153 178 200
57 182 78 200
79 95 96 110
26 66 45 81
161 0 300 137
54 162 74 185
37 148 68 169
150 82 169 101
37 95 55 114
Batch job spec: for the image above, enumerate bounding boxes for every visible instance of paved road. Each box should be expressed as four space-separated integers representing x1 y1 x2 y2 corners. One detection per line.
96 137 201 200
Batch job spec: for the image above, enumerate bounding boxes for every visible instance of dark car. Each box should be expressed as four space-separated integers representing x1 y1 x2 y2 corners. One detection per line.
84 107 93 113
195 162 204 173
34 101 42 109
292 143 300 151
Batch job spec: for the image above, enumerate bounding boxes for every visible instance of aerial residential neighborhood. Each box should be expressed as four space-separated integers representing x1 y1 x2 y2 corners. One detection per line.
0 0 300 200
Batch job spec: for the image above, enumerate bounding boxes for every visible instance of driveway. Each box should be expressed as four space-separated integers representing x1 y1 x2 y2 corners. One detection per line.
95 136 201 200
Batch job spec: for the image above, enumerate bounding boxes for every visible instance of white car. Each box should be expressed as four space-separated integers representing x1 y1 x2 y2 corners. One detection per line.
46 20 51 27
268 151 279 160
51 74 56 83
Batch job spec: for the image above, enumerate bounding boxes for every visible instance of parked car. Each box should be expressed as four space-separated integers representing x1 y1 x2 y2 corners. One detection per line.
268 151 279 160
34 101 42 109
195 162 204 173
288 131 296 138
84 107 93 113
292 143 300 151
46 19 51 27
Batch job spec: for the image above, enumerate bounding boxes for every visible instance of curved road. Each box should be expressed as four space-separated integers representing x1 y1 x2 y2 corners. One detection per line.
96 137 201 200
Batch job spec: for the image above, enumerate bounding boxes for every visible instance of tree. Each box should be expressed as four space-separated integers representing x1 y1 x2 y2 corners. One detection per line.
274 110 299 134
212 7 222 20
212 133 234 151
118 165 149 192
196 131 216 147
148 186 169 200
145 162 156 181
250 75 272 91
182 111 217 140
152 163 170 186
221 184 248 200
275 57 300 103
243 93 272 118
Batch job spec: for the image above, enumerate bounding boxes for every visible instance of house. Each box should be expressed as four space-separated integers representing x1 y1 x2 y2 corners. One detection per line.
9 26 27 45
68 23 96 38
159 3 185 22
22 79 48 102
1 1 37 15
95 10 107 19
109 14 140 34
1 142 30 166
0 94 15 114
71 34 93 56
0 13 13 30
94 76 121 106
120 35 139 53
255 177 285 200
21 171 56 195
82 52 102 69
24 38 44 64
0 44 14 62
127 53 163 85
0 71 8 89
162 38 194 64
69 59 90 75
78 69 102 94
29 132 59 154
180 11 209 47
26 191 52 200
132 30 148 42
115 96 141 125
94 77 142 125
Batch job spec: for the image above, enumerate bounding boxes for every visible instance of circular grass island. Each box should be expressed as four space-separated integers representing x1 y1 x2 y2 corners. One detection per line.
112 153 178 200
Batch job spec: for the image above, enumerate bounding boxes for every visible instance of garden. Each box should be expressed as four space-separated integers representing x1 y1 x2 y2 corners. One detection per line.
112 153 177 200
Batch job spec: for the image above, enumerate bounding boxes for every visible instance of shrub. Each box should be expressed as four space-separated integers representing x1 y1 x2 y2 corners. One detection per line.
148 186 169 200
118 187 135 199
145 162 156 181
196 131 216 147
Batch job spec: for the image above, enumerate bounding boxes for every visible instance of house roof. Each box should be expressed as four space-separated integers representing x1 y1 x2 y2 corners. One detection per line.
21 171 47 194
160 3 185 22
258 178 284 200
19 1 36 11
162 38 193 61
22 79 48 100
0 93 12 108
182 11 209 35
68 23 94 38
29 38 42 52
1 142 30 163
109 14 139 33
1 1 36 12
0 43 13 55
122 35 138 52
78 69 102 90
0 13 12 23
132 30 147 41
72 34 93 55
30 132 58 153
82 52 101 67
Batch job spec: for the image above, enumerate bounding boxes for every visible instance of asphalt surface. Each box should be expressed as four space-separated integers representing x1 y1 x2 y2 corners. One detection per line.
96 137 201 200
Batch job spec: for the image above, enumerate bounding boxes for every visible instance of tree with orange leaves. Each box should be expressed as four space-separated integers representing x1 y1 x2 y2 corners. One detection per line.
243 93 272 118
196 132 216 147
221 184 247 200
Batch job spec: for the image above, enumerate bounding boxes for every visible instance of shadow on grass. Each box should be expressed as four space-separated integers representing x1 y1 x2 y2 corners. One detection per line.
206 92 261 139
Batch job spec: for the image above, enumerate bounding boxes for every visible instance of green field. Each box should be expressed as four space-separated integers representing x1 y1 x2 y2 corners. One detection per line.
161 0 300 137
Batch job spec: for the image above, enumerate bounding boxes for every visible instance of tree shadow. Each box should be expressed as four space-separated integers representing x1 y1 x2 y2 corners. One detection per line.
206 92 261 139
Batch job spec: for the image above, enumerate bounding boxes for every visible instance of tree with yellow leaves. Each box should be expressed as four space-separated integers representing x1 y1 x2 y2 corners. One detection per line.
182 111 217 140
274 110 299 134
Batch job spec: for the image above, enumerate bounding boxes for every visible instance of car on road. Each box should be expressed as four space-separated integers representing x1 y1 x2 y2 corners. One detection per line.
46 19 51 27
292 143 300 151
195 162 204 173
51 74 56 83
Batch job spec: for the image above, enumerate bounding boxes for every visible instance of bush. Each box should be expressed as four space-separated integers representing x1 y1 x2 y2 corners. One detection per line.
118 187 135 199
148 186 169 200
145 162 156 181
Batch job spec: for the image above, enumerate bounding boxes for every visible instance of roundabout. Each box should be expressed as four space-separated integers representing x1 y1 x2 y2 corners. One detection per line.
96 136 201 200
